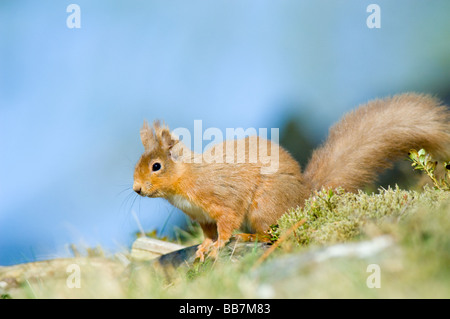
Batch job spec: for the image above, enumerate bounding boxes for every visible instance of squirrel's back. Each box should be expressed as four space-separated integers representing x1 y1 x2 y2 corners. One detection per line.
304 93 450 192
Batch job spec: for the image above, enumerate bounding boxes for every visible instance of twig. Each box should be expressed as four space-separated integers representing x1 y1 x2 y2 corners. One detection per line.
229 237 240 261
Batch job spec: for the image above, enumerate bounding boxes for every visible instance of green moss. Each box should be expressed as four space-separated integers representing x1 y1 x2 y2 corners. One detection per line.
276 186 450 249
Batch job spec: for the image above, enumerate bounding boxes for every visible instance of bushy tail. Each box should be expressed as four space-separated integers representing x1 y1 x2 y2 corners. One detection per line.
304 93 450 192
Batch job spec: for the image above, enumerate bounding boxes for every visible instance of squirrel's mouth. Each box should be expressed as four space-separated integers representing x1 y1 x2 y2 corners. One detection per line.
144 190 161 198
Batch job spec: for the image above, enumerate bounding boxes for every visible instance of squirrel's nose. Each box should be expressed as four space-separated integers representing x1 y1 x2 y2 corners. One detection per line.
133 184 142 195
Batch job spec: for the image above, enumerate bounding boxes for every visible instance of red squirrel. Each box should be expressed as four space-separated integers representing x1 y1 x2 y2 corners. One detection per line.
133 93 450 261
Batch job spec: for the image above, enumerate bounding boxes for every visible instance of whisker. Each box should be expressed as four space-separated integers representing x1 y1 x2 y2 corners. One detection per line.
119 190 136 214
116 186 132 197
129 193 139 211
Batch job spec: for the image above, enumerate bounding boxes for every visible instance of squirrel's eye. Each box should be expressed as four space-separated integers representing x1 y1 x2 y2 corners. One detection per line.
152 162 161 172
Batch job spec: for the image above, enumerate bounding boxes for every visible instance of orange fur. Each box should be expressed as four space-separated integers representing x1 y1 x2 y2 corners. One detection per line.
133 93 450 260
304 93 450 191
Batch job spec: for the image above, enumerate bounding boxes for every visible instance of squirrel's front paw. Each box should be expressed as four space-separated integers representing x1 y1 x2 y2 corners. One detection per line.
195 239 226 261
207 242 220 260
195 239 213 262
204 240 226 260
195 248 207 262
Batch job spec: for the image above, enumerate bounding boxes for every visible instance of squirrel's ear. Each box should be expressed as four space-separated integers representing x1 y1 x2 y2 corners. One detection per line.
153 120 178 151
170 141 190 162
160 128 179 151
140 120 155 151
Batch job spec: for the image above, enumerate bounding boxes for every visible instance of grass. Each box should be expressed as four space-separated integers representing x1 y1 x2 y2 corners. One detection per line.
2 184 450 298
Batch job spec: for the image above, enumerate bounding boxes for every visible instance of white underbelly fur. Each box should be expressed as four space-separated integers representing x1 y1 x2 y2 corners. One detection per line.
166 194 215 224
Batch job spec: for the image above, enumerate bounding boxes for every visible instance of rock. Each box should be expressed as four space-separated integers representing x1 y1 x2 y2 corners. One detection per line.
131 236 270 265
130 237 186 261
128 238 270 280
151 240 270 279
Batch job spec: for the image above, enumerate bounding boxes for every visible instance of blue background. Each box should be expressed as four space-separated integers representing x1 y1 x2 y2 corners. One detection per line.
1 1 449 265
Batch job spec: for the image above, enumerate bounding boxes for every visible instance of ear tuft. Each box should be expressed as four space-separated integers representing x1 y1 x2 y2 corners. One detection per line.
153 121 178 151
140 120 156 152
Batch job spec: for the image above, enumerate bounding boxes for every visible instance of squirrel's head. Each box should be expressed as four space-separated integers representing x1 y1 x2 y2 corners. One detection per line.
133 120 183 198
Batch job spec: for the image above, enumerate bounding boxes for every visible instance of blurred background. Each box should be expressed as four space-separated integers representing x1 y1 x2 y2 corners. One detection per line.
1 0 449 265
